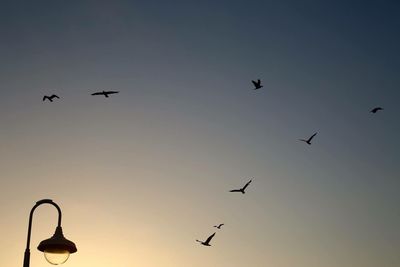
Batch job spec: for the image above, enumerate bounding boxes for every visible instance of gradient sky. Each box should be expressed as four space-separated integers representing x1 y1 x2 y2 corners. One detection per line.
1 1 399 267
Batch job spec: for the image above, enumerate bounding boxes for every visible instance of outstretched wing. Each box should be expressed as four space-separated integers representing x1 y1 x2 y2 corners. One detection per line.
242 179 252 190
229 189 241 192
371 107 383 113
91 92 103 96
205 233 216 244
251 80 258 87
105 91 119 94
308 132 317 142
42 96 47 101
219 223 224 228
51 94 60 99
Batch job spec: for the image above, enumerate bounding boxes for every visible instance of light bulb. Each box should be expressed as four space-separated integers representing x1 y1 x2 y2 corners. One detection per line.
44 249 70 265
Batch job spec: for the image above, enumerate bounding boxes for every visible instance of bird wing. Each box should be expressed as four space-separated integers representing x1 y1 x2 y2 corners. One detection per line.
251 80 258 87
91 92 103 95
242 180 252 190
205 233 216 244
51 94 60 99
229 189 241 192
105 91 119 94
308 132 317 142
219 224 224 227
42 96 47 101
257 79 261 84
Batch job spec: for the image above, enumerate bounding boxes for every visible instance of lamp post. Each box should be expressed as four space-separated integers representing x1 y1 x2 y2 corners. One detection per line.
23 199 77 266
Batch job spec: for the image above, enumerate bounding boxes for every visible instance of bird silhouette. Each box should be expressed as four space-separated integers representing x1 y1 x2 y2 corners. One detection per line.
42 94 60 102
196 232 216 246
251 79 263 90
299 132 317 145
370 107 383 113
91 90 119 98
214 223 224 229
229 179 252 194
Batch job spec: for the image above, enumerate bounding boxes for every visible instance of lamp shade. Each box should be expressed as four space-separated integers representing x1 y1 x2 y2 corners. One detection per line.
38 226 77 254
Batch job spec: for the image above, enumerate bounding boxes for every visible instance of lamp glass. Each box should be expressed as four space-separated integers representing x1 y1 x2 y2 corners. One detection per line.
44 249 70 265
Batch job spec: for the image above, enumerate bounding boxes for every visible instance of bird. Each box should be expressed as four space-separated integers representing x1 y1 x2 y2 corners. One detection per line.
214 224 224 229
42 94 60 102
91 90 119 98
196 232 216 246
299 132 317 145
229 179 252 194
370 107 383 113
251 79 263 90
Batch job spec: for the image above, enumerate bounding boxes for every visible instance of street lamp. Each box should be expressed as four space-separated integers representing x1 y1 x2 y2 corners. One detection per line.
23 199 77 266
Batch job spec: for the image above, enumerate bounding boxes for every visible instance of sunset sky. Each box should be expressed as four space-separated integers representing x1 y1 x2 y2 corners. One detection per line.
1 1 399 267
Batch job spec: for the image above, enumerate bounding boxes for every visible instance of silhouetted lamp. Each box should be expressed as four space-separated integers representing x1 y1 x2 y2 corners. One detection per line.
23 199 77 267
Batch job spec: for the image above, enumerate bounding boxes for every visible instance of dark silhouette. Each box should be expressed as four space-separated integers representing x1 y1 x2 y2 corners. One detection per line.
370 107 383 113
91 90 119 98
229 179 252 194
23 199 77 267
252 79 263 90
196 232 216 246
299 132 317 145
42 95 60 102
214 223 224 229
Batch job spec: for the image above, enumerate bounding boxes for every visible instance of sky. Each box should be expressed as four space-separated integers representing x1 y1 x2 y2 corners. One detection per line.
0 0 399 266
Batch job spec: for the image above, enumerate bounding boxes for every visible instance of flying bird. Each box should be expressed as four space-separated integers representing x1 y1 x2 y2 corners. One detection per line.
370 107 383 113
251 79 263 90
214 224 224 229
42 94 60 102
196 232 216 246
91 90 119 98
299 132 317 145
229 179 252 194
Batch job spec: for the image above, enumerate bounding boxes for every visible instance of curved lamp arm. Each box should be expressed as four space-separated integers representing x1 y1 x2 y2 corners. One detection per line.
23 199 62 267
